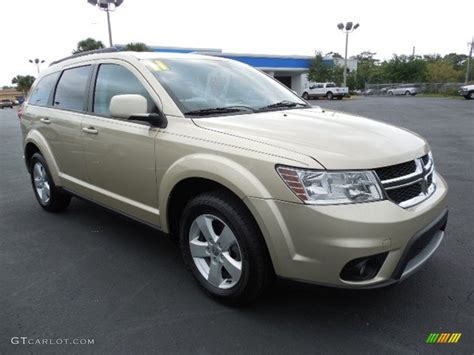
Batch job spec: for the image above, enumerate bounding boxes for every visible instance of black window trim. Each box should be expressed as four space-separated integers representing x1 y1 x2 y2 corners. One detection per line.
51 64 93 114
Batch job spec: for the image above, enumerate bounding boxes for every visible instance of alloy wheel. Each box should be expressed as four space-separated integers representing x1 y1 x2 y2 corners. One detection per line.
189 214 242 289
33 162 51 205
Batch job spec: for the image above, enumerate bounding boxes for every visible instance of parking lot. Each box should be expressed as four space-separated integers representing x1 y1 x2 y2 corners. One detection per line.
1 96 473 354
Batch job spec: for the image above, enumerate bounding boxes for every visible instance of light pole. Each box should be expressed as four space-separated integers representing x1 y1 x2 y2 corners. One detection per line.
337 22 359 87
29 58 45 74
87 0 124 47
465 37 473 84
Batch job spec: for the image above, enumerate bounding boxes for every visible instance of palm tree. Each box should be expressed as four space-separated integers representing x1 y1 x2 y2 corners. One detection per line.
73 38 105 54
122 42 150 52
12 75 36 95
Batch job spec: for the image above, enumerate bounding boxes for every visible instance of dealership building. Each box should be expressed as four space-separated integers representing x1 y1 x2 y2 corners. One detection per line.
146 46 357 94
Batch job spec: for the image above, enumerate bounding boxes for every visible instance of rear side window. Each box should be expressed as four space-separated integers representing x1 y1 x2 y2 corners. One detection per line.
93 64 154 116
28 73 59 107
53 66 91 111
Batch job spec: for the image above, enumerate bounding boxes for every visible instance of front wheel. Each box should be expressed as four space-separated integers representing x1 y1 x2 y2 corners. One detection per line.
405 91 411 96
326 92 334 100
30 153 71 212
179 191 273 305
302 92 309 100
466 91 474 100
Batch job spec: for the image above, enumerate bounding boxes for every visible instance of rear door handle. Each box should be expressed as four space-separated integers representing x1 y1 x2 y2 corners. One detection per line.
40 118 51 124
82 127 98 135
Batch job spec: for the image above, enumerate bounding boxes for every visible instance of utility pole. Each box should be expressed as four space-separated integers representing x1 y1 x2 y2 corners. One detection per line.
337 22 360 87
412 46 416 58
465 37 473 84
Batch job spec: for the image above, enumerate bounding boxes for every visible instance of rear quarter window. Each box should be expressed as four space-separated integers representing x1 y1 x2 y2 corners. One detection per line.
28 73 59 107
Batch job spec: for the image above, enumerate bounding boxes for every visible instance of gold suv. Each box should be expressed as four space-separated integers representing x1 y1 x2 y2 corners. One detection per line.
21 49 448 304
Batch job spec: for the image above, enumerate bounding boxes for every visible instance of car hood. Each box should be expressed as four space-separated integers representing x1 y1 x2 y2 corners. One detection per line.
192 107 429 169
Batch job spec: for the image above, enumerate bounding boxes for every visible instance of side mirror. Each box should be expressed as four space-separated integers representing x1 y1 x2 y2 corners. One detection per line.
109 94 167 128
110 94 148 119
129 112 168 129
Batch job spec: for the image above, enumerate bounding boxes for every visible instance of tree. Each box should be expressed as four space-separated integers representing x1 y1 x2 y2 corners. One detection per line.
378 55 427 83
426 61 461 82
308 52 343 84
351 51 379 88
122 42 150 52
12 75 36 95
73 38 105 54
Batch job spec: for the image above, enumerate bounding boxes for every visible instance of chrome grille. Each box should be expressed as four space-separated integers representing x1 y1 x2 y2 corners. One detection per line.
375 153 435 208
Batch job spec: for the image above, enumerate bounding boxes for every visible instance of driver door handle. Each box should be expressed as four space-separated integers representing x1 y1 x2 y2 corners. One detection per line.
82 126 98 135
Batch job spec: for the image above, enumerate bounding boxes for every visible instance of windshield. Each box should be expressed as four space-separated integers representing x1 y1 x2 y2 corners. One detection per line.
143 57 308 116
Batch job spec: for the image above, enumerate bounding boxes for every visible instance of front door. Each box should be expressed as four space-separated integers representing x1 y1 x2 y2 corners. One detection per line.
81 62 160 225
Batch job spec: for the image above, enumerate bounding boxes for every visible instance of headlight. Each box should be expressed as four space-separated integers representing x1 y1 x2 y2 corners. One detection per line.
276 166 383 205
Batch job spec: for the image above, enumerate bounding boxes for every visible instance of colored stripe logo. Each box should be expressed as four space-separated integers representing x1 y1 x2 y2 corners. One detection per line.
426 333 462 344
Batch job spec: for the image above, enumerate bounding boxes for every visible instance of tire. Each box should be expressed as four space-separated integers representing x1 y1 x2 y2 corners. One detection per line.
179 190 273 305
468 91 474 100
302 92 310 100
30 152 71 212
326 91 334 100
405 91 411 96
388 91 394 96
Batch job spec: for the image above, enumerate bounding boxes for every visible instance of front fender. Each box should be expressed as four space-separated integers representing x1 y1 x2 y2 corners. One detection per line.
24 129 61 186
158 153 272 232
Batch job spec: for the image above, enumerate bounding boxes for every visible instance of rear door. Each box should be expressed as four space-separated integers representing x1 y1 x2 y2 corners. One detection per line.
26 66 91 185
81 61 161 225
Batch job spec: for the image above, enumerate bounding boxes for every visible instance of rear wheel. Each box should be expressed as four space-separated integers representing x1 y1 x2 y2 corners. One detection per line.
405 91 411 96
326 91 334 100
30 153 71 212
179 190 273 305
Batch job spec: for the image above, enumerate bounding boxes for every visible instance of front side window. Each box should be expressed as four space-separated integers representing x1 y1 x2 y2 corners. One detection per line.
143 58 307 115
93 64 154 116
28 73 59 107
53 66 91 111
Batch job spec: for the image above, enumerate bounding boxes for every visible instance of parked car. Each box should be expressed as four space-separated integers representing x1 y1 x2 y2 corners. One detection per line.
459 84 474 100
0 99 14 108
387 86 418 96
362 88 376 96
21 49 448 304
302 82 349 100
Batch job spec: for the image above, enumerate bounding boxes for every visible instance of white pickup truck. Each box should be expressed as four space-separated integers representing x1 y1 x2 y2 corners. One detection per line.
459 84 474 99
301 82 349 100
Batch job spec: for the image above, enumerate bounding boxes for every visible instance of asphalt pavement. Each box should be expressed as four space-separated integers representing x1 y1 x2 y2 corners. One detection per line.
1 96 473 354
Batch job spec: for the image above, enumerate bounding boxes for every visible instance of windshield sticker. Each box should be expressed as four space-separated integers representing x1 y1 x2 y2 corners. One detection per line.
145 60 170 72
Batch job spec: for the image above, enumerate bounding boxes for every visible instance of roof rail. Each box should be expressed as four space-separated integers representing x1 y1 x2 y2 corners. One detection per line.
49 47 119 67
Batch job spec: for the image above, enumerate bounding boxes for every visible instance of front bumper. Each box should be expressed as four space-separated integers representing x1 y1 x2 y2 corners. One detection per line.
244 172 448 288
459 90 469 97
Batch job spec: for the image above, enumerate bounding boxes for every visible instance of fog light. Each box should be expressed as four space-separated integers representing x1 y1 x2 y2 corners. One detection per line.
340 252 388 281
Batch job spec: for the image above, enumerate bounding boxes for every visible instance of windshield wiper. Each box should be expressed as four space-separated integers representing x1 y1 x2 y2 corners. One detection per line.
257 100 308 112
184 106 255 117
